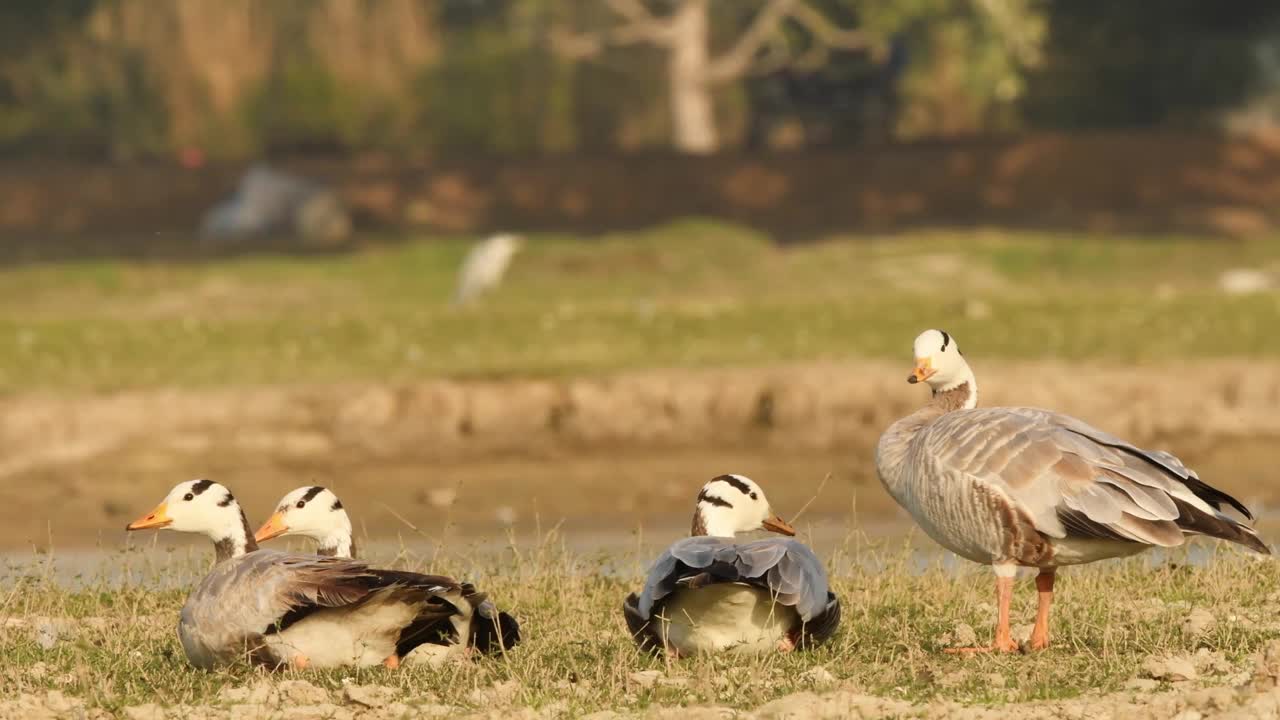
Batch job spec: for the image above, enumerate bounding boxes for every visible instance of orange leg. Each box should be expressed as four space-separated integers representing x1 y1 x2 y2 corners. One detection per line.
947 574 1019 654
1028 570 1055 650
777 628 800 653
382 653 401 669
292 655 310 669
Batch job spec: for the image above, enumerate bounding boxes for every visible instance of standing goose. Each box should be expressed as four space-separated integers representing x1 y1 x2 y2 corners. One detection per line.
623 474 841 656
254 485 520 656
876 329 1270 653
126 479 490 669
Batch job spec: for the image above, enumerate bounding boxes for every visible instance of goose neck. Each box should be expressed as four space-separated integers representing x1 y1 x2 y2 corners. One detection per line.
316 532 355 559
931 376 977 413
213 509 258 563
690 507 737 538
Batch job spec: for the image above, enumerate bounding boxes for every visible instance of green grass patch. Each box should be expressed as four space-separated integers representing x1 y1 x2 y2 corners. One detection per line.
1 222 1278 392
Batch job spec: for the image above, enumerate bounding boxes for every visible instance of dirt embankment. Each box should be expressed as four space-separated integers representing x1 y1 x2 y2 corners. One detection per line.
2 361 1277 548
3 361 1276 474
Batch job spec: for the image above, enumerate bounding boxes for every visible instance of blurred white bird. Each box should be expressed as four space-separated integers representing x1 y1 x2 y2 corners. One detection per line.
1218 268 1272 296
453 233 523 306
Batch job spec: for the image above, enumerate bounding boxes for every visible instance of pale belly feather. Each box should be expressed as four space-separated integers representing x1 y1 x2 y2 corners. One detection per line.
1048 537 1149 566
264 600 421 668
655 583 800 655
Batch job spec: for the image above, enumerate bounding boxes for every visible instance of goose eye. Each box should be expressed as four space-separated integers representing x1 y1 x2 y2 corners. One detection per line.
183 493 194 501
296 500 306 509
750 492 758 500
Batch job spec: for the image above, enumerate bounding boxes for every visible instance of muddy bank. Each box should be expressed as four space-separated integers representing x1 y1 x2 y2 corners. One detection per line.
4 361 1278 467
1 361 1277 549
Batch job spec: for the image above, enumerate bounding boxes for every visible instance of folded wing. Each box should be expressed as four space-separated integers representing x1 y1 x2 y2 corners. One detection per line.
922 407 1268 555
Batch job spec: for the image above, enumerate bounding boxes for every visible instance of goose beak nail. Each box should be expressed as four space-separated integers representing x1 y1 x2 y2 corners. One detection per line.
909 358 935 384
254 512 288 543
762 514 796 536
126 503 172 531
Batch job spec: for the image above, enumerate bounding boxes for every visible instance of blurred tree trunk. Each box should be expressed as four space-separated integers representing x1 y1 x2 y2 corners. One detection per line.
551 0 870 155
668 0 717 154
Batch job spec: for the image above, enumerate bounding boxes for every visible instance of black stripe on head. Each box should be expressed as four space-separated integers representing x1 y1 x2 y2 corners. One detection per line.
190 479 215 496
330 498 343 511
217 492 235 507
697 488 733 509
939 330 951 352
713 474 752 496
300 486 326 504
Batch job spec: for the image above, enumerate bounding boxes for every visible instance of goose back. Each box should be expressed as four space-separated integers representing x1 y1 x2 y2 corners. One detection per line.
876 404 1268 568
624 536 840 653
179 549 463 669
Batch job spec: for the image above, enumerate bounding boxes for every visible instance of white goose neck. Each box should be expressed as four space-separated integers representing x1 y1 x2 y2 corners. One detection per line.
692 507 740 538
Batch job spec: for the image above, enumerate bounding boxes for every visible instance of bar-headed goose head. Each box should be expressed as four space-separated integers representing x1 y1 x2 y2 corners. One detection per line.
691 474 795 538
254 485 354 558
126 478 256 561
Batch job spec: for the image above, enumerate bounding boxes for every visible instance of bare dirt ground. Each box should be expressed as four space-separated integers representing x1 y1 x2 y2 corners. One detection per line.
5 671 1280 719
2 360 1278 550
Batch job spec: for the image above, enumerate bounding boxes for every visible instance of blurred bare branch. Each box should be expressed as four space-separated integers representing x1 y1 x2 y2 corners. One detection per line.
791 2 871 51
604 0 665 32
548 0 872 152
552 0 869 78
788 2 874 71
548 0 675 59
705 0 798 83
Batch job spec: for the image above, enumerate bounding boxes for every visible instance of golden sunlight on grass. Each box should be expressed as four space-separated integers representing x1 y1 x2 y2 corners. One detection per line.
2 532 1276 717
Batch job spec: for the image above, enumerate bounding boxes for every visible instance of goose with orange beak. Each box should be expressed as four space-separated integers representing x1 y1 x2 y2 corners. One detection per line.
877 329 1269 654
623 474 841 656
253 485 521 661
126 479 500 670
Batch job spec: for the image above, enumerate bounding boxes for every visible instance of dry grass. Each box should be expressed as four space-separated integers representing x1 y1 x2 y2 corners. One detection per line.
2 529 1276 716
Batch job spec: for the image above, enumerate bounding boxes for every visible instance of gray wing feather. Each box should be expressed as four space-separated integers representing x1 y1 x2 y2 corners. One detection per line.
804 592 842 646
182 550 469 667
622 593 662 653
636 536 831 622
923 407 1264 551
1005 407 1254 519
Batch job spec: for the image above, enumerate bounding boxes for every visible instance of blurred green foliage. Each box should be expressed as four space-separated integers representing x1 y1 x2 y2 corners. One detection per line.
1025 0 1280 128
0 1 1276 158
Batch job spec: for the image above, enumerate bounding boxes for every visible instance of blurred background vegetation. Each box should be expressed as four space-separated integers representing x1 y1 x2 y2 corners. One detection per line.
2 0 1279 160
3 1 1280 549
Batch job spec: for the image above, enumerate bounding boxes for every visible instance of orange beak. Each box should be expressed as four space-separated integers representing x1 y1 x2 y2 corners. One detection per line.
254 511 289 543
761 513 796 536
908 357 936 385
126 502 172 531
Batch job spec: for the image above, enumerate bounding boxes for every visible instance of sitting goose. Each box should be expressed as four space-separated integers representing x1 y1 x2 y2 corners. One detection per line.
876 329 1270 653
623 474 841 656
254 485 520 656
126 479 497 669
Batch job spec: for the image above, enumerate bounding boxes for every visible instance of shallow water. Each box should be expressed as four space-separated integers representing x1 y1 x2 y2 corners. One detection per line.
4 436 1276 554
4 511 1271 591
